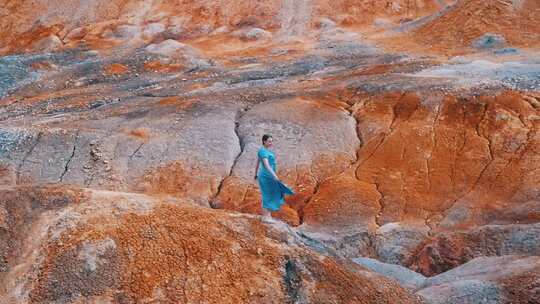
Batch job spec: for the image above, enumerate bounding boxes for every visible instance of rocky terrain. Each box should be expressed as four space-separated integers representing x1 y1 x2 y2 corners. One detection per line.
1 0 539 303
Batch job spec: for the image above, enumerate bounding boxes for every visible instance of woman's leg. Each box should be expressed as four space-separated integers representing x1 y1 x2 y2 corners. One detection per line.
259 176 272 222
261 208 274 222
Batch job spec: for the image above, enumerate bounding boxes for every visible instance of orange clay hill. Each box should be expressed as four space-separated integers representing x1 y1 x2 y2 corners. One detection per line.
0 0 539 303
411 0 540 55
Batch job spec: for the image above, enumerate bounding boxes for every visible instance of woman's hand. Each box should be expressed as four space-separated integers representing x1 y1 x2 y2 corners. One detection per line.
254 174 258 180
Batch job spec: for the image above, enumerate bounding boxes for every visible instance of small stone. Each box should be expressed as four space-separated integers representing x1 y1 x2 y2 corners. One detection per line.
316 18 336 30
237 28 272 41
472 33 506 49
0 206 8 230
114 24 141 39
143 22 166 38
31 35 63 52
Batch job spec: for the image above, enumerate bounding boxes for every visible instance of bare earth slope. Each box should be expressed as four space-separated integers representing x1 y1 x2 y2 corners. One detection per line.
412 0 540 55
0 0 539 303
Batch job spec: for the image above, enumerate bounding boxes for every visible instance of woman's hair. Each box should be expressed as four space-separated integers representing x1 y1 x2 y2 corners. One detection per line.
262 134 272 144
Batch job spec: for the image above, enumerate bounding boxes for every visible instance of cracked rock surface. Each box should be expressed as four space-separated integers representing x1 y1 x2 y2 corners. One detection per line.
0 186 422 304
1 0 539 302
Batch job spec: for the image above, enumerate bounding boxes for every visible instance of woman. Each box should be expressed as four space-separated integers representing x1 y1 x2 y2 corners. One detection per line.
254 134 294 223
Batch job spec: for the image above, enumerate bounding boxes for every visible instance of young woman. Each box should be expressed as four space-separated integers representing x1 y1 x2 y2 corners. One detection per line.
254 134 294 223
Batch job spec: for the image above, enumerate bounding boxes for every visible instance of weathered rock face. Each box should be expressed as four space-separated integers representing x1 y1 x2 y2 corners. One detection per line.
416 255 540 304
215 97 360 224
298 91 540 264
0 99 241 206
353 91 538 228
353 257 428 290
0 0 539 302
0 186 422 303
0 186 86 275
0 0 453 55
408 223 540 276
411 0 540 54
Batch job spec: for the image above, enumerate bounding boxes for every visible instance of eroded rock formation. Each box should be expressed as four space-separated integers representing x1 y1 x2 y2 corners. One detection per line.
0 186 423 303
1 0 539 302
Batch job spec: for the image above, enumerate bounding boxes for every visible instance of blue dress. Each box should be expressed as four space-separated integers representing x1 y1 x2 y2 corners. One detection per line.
257 147 295 211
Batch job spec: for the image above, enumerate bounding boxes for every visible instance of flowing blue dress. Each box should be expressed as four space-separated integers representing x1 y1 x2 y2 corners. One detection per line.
257 147 294 211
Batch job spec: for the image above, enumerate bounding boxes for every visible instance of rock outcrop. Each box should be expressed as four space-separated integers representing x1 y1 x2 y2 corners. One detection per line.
0 0 453 55
412 0 540 54
0 186 422 303
0 0 539 302
417 255 540 303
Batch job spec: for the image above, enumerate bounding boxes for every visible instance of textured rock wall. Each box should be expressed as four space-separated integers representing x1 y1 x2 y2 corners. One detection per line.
0 186 423 303
0 0 539 302
0 0 451 54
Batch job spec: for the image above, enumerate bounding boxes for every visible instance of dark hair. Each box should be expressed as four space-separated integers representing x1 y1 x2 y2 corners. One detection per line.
262 134 272 144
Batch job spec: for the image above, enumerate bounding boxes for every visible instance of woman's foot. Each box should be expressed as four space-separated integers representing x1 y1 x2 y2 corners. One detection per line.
261 210 276 223
261 209 274 223
261 215 275 224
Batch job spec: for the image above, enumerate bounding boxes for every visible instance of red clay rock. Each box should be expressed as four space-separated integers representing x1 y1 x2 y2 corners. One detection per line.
0 0 450 54
342 91 536 230
0 186 422 304
412 0 540 55
0 186 86 275
296 90 539 266
408 223 540 276
303 168 380 230
0 3 538 301
31 34 63 53
103 63 129 75
214 97 359 224
0 99 243 206
416 255 540 303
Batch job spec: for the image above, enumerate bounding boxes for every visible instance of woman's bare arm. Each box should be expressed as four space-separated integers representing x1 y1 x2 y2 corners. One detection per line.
262 158 279 181
254 157 259 179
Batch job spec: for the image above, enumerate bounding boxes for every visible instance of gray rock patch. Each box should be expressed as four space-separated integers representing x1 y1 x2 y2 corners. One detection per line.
418 279 502 304
472 33 507 50
352 257 427 290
